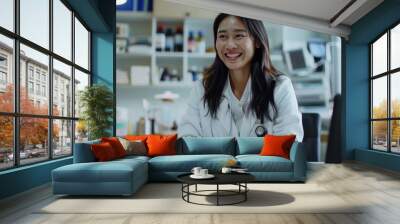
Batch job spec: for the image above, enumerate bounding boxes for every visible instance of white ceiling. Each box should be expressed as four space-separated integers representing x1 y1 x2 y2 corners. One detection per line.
225 0 353 23
166 0 384 38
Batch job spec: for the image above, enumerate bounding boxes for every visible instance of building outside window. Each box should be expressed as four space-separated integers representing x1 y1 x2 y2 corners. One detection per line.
41 73 46 83
41 85 46 97
28 81 34 94
28 67 34 80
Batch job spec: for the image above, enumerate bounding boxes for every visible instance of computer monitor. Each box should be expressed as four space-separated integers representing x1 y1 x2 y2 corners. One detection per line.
283 47 314 75
308 40 326 59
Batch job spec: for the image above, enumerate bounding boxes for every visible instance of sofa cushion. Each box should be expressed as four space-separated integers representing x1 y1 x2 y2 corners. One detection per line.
73 139 100 163
236 137 263 155
148 154 235 172
91 142 118 161
147 134 177 157
236 155 293 172
52 158 147 183
101 137 127 158
178 137 236 155
260 135 296 159
118 138 147 156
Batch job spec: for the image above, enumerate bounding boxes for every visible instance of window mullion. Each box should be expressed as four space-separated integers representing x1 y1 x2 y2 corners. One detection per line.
71 10 76 155
13 0 20 167
49 0 53 160
388 29 392 153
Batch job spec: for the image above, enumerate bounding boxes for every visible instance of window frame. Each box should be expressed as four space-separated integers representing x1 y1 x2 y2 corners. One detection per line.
370 20 400 154
0 0 92 171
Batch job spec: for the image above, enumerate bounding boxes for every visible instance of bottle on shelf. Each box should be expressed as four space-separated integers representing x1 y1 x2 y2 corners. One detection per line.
174 26 183 52
165 28 175 52
155 24 166 52
196 31 206 54
170 69 180 81
160 67 170 81
187 31 195 53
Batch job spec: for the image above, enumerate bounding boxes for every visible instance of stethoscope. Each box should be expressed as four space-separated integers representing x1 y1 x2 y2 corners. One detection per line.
255 116 267 137
225 96 267 137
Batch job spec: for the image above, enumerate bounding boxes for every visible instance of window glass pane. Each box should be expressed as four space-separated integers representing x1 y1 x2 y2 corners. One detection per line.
74 69 89 118
20 117 49 165
53 0 72 60
0 116 13 170
372 77 387 119
0 35 14 113
74 17 89 70
391 72 400 118
391 120 400 153
53 119 72 157
372 121 388 151
20 0 49 49
391 24 400 70
372 33 387 76
75 120 88 143
20 44 49 115
0 0 14 31
53 59 72 117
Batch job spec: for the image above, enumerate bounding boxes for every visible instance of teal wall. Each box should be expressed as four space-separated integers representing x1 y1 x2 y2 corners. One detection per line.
0 158 72 199
344 0 400 171
0 0 115 200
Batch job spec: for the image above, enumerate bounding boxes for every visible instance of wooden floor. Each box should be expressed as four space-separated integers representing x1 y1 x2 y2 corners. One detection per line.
1 162 400 224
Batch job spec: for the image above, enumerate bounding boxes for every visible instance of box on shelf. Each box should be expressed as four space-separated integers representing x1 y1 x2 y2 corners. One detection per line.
117 38 128 53
130 65 150 85
117 23 130 38
128 45 152 54
116 69 129 84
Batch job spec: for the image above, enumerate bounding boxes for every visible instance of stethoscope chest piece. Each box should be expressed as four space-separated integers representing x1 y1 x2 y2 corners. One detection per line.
255 116 267 137
255 125 266 137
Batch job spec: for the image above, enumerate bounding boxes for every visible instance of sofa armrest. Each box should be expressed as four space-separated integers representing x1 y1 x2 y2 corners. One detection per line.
289 141 307 181
73 140 100 163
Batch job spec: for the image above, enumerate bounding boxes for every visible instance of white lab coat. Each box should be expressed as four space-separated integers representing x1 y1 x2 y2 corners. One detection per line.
178 75 304 142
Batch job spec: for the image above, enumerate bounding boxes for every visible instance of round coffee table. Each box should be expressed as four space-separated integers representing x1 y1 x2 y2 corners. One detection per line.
177 173 255 206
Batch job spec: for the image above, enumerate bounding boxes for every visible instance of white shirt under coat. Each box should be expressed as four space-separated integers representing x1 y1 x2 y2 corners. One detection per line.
178 75 304 142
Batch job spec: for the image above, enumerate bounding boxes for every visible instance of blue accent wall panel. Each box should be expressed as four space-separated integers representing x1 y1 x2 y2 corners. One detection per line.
92 33 114 87
0 158 72 199
344 0 400 171
344 45 369 159
355 149 400 172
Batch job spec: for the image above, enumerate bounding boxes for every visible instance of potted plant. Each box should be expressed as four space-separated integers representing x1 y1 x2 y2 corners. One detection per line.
79 84 113 140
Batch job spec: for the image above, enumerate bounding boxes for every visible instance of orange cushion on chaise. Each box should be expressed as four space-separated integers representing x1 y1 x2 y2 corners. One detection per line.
146 134 177 157
259 134 296 159
101 137 127 158
91 142 118 161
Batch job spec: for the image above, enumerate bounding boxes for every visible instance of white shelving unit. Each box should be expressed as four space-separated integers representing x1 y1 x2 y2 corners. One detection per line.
116 12 215 87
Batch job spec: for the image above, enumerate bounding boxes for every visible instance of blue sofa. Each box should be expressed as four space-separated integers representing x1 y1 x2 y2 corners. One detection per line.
52 137 306 196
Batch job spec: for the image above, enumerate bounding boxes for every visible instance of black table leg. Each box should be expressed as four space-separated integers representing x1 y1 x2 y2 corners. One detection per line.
195 184 197 192
245 183 247 201
217 184 219 206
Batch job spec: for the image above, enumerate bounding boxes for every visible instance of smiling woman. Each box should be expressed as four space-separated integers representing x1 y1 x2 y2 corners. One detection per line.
178 13 304 141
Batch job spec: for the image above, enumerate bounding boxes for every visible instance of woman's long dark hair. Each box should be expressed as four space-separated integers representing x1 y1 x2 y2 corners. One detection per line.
202 13 280 121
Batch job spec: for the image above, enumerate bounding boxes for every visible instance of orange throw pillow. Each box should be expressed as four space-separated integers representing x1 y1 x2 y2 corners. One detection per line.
124 135 148 144
101 137 127 158
91 142 117 161
146 134 177 157
259 134 296 159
